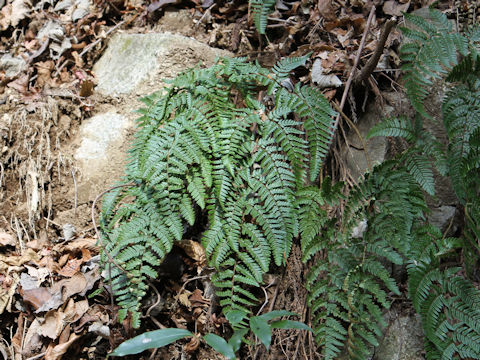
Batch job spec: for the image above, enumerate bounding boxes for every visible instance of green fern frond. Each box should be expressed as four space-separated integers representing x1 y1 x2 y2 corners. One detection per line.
442 78 480 203
250 0 276 34
302 162 426 359
367 116 416 141
400 9 468 116
401 150 435 195
271 54 310 83
294 85 336 181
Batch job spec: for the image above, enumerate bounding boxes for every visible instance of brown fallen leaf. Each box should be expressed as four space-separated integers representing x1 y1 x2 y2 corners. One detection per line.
39 308 66 340
57 258 82 277
39 299 90 340
57 253 69 268
0 231 15 246
81 248 92 262
60 238 98 253
189 289 209 308
0 248 39 272
0 272 19 314
317 0 337 21
35 60 55 88
45 332 81 360
53 272 88 300
177 291 192 309
22 287 55 311
22 319 44 357
184 335 200 353
21 273 91 313
176 240 206 263
11 313 23 354
25 230 49 250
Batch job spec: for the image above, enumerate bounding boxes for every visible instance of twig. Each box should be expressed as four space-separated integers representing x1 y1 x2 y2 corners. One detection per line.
145 280 162 318
79 20 126 58
256 286 269 316
43 217 62 228
71 169 77 214
148 348 159 360
194 3 215 28
355 18 397 86
26 352 46 360
333 5 376 131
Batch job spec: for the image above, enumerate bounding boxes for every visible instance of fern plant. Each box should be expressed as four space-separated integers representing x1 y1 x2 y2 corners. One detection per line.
300 162 426 359
100 55 336 328
364 9 480 359
299 9 480 359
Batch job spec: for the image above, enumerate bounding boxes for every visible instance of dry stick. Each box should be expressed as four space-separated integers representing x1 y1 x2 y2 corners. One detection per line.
354 18 397 86
332 5 376 132
26 352 47 360
145 279 162 318
71 168 78 214
91 183 135 307
79 20 127 58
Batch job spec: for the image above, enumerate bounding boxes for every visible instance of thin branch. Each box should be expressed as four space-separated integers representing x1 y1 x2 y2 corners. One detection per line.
333 5 376 131
354 18 397 86
79 19 126 58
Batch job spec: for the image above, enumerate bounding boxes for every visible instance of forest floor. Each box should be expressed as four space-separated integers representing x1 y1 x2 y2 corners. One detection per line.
0 0 455 359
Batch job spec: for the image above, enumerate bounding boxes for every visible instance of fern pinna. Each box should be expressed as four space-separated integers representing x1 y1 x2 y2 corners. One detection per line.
100 56 336 327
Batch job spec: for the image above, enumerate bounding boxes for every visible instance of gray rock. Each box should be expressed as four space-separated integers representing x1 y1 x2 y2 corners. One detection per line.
374 309 425 360
93 32 231 96
74 112 129 161
73 112 131 203
342 101 388 180
428 205 457 234
0 54 26 77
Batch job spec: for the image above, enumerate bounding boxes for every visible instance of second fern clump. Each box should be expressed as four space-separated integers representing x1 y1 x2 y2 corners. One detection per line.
100 55 336 327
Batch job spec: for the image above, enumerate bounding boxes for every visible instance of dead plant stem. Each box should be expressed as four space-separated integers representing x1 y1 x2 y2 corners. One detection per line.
355 18 397 86
333 5 375 131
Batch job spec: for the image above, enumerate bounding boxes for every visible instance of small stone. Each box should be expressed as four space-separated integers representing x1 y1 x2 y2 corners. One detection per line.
0 54 27 78
62 223 76 241
88 321 110 338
